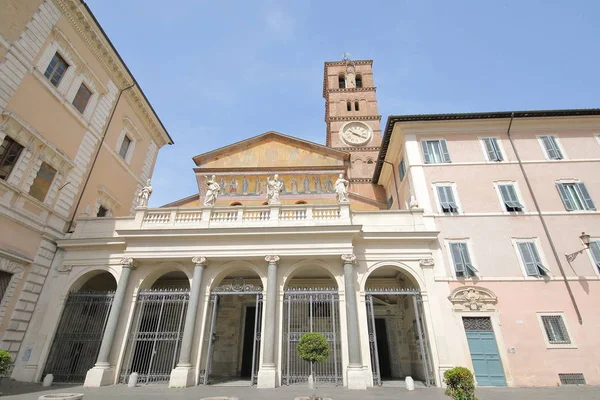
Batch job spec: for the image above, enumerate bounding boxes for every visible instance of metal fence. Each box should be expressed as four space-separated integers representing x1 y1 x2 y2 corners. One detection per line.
119 289 189 384
43 291 114 383
282 289 342 386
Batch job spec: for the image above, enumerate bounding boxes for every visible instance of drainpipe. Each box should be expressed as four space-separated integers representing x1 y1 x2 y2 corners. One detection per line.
66 83 135 233
382 160 400 209
505 113 583 324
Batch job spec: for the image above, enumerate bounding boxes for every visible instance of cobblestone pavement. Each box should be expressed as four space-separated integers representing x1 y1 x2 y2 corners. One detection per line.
0 382 598 400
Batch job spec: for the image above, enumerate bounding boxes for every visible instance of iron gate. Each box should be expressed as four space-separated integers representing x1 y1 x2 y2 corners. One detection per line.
199 281 263 385
119 289 189 384
43 291 114 383
282 288 342 386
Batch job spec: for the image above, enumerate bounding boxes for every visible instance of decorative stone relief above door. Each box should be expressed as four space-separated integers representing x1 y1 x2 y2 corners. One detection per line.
448 286 498 311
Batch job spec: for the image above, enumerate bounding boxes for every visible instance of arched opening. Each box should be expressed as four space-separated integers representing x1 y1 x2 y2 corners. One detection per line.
282 263 341 386
363 266 433 387
261 201 269 206
354 101 359 111
367 158 374 164
346 101 351 112
356 74 363 88
200 267 263 385
43 271 117 383
338 74 346 89
120 270 190 384
295 200 307 204
230 201 242 206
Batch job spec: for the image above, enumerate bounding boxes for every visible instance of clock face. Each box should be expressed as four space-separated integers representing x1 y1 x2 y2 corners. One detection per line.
341 122 372 146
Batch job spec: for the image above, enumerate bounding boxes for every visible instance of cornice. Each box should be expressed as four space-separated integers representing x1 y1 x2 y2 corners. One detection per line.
326 87 377 94
327 115 382 122
334 146 381 152
325 60 373 66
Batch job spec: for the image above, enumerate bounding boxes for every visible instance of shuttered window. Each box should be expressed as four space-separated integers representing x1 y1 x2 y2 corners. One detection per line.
517 241 550 277
556 182 595 211
421 140 451 164
498 184 524 212
482 137 503 161
540 135 563 160
436 185 458 213
589 241 600 272
541 315 570 344
449 242 478 277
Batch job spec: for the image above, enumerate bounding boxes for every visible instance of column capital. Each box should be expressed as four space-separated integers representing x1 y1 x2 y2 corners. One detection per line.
120 257 137 268
192 256 208 267
265 255 280 264
341 254 357 265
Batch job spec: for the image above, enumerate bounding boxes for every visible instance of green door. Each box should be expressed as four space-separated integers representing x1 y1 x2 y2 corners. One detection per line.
463 317 506 386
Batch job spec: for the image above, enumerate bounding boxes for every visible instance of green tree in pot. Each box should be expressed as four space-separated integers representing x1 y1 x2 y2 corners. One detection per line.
444 367 477 400
297 333 331 400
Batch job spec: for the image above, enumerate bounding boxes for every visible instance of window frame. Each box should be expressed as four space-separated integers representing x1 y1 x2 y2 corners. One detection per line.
587 239 600 275
399 159 406 181
537 135 566 160
555 181 596 211
43 52 69 88
479 136 505 162
446 240 479 278
421 139 451 164
536 312 576 349
513 238 551 278
72 82 93 114
433 182 461 214
28 162 57 202
119 135 132 160
494 181 526 213
0 136 25 182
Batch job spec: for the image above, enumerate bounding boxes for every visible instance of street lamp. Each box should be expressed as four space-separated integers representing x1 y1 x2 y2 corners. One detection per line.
565 232 591 262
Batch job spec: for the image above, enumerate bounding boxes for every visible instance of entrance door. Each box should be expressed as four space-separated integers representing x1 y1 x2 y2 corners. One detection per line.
240 306 256 378
463 317 506 386
374 319 391 379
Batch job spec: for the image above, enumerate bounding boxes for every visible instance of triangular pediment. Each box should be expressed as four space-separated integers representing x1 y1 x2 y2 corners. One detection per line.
192 131 349 169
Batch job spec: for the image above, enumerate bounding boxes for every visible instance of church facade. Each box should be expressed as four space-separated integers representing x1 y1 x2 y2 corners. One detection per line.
11 58 600 390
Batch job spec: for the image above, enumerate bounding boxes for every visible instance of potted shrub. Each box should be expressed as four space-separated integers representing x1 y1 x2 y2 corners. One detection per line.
0 349 12 394
444 367 477 400
297 332 331 400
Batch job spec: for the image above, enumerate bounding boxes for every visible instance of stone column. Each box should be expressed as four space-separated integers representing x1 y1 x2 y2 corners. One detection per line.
341 254 367 389
169 256 207 387
84 257 136 387
257 255 279 388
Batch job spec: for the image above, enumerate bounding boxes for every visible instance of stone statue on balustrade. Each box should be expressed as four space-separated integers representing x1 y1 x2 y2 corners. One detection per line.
334 174 350 203
266 174 284 204
136 179 153 208
203 175 222 207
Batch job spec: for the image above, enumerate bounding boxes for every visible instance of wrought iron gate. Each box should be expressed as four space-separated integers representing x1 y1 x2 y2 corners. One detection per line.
282 288 342 386
414 294 435 386
120 289 189 384
199 281 263 385
43 291 114 382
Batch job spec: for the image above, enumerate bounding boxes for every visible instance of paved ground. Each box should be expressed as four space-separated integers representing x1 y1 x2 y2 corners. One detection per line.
0 381 598 399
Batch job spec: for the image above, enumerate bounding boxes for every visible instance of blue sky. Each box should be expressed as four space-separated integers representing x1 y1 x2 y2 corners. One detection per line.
86 0 600 207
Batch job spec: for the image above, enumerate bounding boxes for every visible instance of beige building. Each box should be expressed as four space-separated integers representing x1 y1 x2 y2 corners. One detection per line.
0 0 172 370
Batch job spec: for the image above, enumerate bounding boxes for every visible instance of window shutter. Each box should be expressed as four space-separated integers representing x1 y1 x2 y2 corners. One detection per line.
590 241 600 269
483 138 502 161
491 138 503 161
449 243 465 275
421 141 431 164
528 242 549 275
518 242 539 276
499 185 511 203
459 243 478 275
542 136 562 159
500 184 524 209
440 140 451 163
576 183 596 210
555 183 575 211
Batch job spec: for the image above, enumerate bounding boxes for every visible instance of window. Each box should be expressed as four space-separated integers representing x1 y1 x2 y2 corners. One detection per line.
498 184 524 212
482 137 503 161
338 74 346 89
540 315 571 345
346 101 351 112
119 135 132 159
517 241 549 277
436 185 458 213
540 135 563 160
399 159 406 181
28 162 57 202
0 271 13 302
44 52 69 87
449 242 478 277
355 74 362 88
96 205 109 217
589 241 600 272
354 101 359 111
72 83 92 114
421 140 451 164
556 182 595 211
0 136 24 180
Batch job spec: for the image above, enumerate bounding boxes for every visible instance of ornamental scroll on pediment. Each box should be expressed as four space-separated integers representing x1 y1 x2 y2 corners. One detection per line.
448 286 498 312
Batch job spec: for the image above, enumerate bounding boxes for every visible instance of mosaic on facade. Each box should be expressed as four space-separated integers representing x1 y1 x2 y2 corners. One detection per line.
202 174 340 197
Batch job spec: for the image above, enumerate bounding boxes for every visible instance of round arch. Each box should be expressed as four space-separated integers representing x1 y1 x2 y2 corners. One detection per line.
359 261 425 292
64 266 119 295
283 259 341 289
137 261 192 290
209 260 265 291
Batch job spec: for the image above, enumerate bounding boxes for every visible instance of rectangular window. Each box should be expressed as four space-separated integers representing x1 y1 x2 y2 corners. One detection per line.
97 205 108 217
590 241 600 272
436 185 458 213
44 53 69 87
517 241 550 277
540 135 563 160
0 270 13 303
0 136 24 180
540 315 571 344
399 159 406 181
28 162 57 202
556 182 595 211
498 184 524 212
449 242 478 277
119 136 131 159
72 83 92 114
421 139 451 164
482 137 503 161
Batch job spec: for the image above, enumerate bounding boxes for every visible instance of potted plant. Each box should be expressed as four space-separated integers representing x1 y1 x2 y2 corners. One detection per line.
0 349 13 395
296 332 331 400
444 367 477 400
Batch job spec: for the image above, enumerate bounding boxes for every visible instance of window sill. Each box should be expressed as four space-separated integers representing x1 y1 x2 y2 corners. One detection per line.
545 344 577 350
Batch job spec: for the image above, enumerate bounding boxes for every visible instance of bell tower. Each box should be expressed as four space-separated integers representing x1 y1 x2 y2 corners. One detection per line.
323 56 382 181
